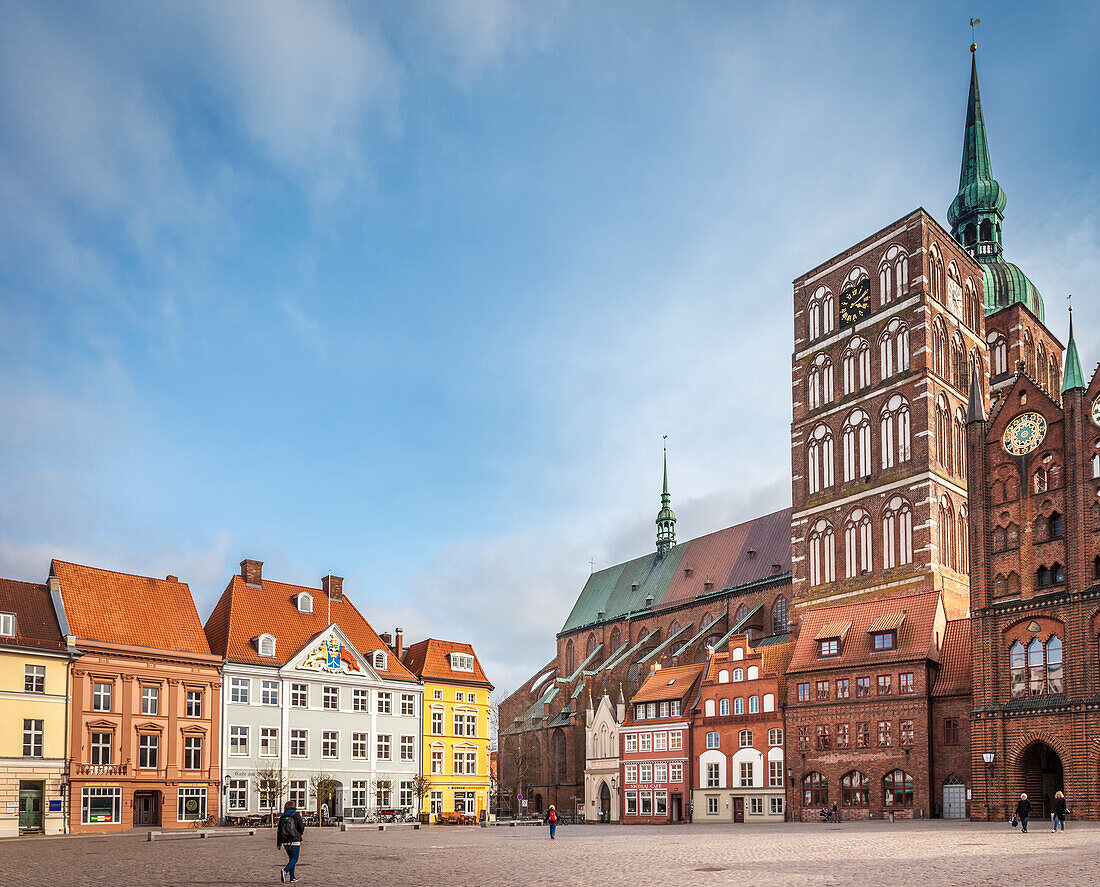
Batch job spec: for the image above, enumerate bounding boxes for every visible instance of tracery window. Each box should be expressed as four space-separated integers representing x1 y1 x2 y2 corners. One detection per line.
772 596 789 635
841 770 869 807
883 770 914 807
1010 635 1064 697
842 337 871 394
844 508 873 577
803 772 828 806
939 496 955 569
990 334 1007 375
809 520 836 586
882 496 913 569
808 354 834 410
932 318 948 379
880 394 911 468
807 425 834 495
936 395 951 467
843 410 871 482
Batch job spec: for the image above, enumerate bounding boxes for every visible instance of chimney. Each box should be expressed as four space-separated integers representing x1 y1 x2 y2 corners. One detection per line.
543 702 551 718
322 574 343 601
165 575 178 584
394 628 403 659
240 559 263 588
380 632 392 647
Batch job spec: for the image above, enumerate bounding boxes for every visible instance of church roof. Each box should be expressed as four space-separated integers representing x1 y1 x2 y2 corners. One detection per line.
560 507 792 634
1063 311 1085 392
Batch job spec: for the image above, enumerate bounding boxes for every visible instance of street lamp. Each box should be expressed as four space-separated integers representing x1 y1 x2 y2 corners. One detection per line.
982 751 995 772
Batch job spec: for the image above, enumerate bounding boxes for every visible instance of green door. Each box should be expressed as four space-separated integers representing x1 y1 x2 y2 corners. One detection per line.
18 782 43 832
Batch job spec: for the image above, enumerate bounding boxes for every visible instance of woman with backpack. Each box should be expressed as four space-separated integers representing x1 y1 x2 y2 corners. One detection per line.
277 800 305 883
546 804 557 840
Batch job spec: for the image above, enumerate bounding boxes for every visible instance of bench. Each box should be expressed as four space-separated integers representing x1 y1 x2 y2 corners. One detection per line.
147 828 256 841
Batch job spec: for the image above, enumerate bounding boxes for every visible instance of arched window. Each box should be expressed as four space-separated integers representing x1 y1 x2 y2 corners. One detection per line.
808 288 822 340
841 771 869 807
1047 635 1064 694
880 246 908 304
957 506 969 573
610 627 622 651
1027 637 1044 695
734 697 744 715
772 596 789 634
565 640 575 674
929 246 944 303
734 603 749 625
807 424 834 494
822 290 835 335
258 634 276 657
803 772 828 805
883 770 914 806
964 280 979 329
718 669 729 684
719 698 729 716
882 496 913 569
809 520 836 586
296 592 313 614
932 317 948 379
952 332 966 391
990 334 1007 375
953 407 966 477
374 650 387 670
1009 640 1026 697
739 729 753 747
586 633 597 658
880 394 911 469
732 668 744 682
939 496 955 569
843 410 871 481
748 695 759 714
936 394 951 467
845 508 872 577
808 354 834 410
1023 328 1034 376
668 620 681 638
701 613 713 629
1037 341 1047 390
747 666 759 680
704 699 715 717
552 728 567 783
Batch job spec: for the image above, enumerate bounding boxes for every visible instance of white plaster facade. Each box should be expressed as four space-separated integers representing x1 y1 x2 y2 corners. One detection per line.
583 693 623 823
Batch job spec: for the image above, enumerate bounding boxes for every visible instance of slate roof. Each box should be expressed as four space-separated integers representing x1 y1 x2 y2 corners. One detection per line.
403 638 493 688
561 507 792 633
931 618 973 698
788 591 944 674
205 573 416 681
0 578 65 652
52 560 211 655
629 664 704 705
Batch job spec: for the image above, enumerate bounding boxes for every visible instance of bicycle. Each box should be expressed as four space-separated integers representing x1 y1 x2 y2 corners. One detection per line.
191 814 218 829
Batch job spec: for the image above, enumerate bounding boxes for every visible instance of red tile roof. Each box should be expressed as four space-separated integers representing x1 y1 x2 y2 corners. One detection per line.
0 578 65 652
868 611 907 633
931 618 973 697
788 591 944 674
402 638 493 688
204 573 416 682
52 561 211 655
630 664 704 705
815 620 852 641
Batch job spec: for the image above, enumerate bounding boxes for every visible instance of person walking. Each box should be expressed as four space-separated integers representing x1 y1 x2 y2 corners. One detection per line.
1051 791 1067 832
277 800 305 883
1014 793 1031 834
547 804 558 840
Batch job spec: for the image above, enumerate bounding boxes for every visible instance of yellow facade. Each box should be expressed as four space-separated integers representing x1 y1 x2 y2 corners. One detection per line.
0 646 71 835
421 680 492 820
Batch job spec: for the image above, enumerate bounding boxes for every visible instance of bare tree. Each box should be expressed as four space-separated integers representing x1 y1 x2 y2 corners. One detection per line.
411 773 433 821
310 771 339 820
254 763 287 826
502 732 541 818
490 688 506 752
371 776 393 811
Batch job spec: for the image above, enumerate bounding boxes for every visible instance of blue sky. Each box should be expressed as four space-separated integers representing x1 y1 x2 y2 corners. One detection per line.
1 1 1098 692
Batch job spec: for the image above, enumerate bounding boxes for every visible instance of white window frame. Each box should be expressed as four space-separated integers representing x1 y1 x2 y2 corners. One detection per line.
229 725 249 757
323 686 339 710
321 730 339 759
229 677 249 704
290 729 308 758
261 680 280 706
227 779 248 812
82 786 121 824
177 787 207 823
185 689 203 718
291 683 309 708
259 726 279 757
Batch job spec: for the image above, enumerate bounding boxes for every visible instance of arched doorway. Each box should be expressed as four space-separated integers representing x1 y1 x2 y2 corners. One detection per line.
599 782 611 823
1017 741 1063 817
534 792 543 813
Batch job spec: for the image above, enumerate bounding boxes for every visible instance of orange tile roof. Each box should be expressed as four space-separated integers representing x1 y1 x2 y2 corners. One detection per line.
931 618 972 697
402 638 493 688
52 561 211 655
0 578 65 652
788 591 943 674
760 640 794 678
204 573 416 682
867 611 907 633
630 664 704 704
815 620 852 641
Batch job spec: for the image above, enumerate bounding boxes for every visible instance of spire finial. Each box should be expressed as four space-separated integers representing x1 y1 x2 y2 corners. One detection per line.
1063 296 1085 393
970 17 980 53
966 364 987 424
656 437 676 557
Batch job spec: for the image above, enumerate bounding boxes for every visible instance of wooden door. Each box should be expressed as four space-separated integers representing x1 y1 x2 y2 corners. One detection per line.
18 782 43 832
733 797 744 823
133 792 159 826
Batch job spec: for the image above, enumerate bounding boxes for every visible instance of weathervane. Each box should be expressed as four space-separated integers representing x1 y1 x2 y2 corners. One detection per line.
970 17 980 53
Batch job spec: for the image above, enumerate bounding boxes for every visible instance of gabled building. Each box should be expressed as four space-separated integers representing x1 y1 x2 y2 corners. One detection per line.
930 618 972 819
691 635 792 823
402 638 493 821
0 578 76 835
619 663 702 824
51 560 222 833
784 591 947 821
204 560 422 820
583 687 624 822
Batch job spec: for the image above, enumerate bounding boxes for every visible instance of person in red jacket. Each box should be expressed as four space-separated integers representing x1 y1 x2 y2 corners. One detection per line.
546 805 557 839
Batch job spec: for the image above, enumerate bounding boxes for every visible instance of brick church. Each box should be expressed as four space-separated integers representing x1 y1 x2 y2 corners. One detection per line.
499 45 1097 823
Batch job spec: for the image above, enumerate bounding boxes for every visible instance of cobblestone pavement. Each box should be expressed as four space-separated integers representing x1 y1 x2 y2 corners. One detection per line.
3 820 1099 887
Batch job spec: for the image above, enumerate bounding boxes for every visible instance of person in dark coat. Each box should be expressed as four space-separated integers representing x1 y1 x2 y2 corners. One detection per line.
277 800 305 883
1014 793 1031 833
1051 791 1067 832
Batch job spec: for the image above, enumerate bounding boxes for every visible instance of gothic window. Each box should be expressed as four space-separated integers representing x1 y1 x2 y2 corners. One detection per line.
1094 451 1100 479
586 633 597 659
1036 563 1065 589
734 604 749 626
953 333 967 392
936 395 951 467
551 728 567 783
823 290 835 335
701 613 713 630
842 410 871 482
880 246 909 304
993 526 1008 551
880 328 893 380
964 280 979 329
1011 635 1064 698
882 496 913 569
939 495 955 569
802 772 828 805
1023 328 1034 376
1049 512 1063 539
808 287 823 340
884 770 914 807
610 627 622 651
842 337 871 394
772 596 789 635
957 506 969 573
807 425 834 495
994 574 1007 596
929 246 944 304
565 640 575 674
879 263 891 305
668 620 681 638
932 318 948 380
953 407 967 477
809 520 836 586
1036 341 1047 390
1048 355 1058 395
990 334 1008 375
1034 468 1049 494
1010 640 1027 694
841 770 870 807
808 354 834 410
844 508 873 578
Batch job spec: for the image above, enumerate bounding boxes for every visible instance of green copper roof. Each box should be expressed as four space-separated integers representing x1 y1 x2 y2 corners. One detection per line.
948 54 1006 229
981 260 1044 323
1063 311 1085 392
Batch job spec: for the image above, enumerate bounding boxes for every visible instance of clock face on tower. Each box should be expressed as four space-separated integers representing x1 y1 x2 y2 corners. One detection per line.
1002 412 1047 457
839 279 871 326
1092 397 1100 428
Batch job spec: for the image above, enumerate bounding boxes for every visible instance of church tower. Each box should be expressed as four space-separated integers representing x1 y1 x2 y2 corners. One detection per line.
655 447 676 557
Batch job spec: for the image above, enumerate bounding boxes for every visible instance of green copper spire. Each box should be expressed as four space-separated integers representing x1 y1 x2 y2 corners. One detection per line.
656 444 676 557
948 47 1045 322
1063 307 1085 392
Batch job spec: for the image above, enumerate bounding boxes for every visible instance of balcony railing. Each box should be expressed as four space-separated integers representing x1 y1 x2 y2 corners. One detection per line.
75 763 127 776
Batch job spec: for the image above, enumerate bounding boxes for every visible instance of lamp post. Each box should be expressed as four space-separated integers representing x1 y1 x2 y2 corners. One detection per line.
982 752 995 821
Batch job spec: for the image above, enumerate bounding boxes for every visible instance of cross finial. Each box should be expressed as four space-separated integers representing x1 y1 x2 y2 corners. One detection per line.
970 17 980 53
588 558 596 574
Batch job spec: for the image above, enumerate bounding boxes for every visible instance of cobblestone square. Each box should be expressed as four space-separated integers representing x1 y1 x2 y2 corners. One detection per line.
3 821 1099 887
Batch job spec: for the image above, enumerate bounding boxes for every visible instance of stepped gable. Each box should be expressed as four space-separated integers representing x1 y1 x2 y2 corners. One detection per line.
0 577 64 651
560 507 792 634
788 590 944 674
51 560 210 655
204 571 416 682
931 618 972 697
403 638 493 687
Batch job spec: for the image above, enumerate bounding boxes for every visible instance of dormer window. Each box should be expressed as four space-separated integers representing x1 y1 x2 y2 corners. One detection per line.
257 634 277 657
819 638 840 658
450 653 474 672
296 592 313 614
871 631 896 652
373 650 387 670
0 612 14 637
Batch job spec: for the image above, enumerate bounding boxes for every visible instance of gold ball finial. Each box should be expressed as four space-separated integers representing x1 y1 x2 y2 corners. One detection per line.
971 42 977 53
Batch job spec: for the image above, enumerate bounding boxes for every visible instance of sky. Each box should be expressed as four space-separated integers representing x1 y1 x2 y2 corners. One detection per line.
1 1 1098 694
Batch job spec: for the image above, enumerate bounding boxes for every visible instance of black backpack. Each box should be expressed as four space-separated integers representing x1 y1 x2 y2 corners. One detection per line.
278 812 302 843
